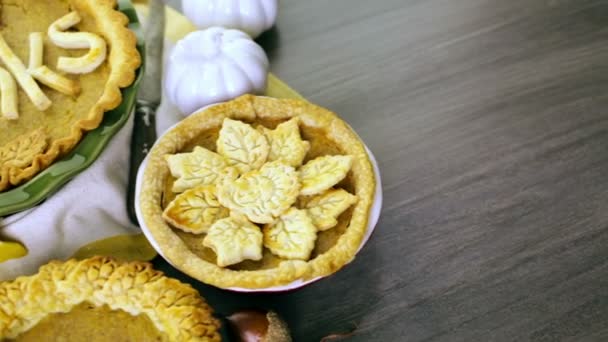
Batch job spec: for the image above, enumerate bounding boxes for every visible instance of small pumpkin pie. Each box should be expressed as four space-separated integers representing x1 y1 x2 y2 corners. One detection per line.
0 256 221 341
138 95 376 289
0 0 140 191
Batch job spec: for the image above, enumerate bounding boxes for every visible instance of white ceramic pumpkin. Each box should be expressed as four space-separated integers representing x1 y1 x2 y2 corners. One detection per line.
165 27 269 115
181 0 278 38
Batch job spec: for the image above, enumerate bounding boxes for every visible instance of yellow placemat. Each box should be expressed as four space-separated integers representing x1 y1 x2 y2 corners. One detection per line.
0 241 27 263
73 1 304 261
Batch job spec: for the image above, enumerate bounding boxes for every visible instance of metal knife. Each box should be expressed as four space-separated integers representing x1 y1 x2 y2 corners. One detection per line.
127 0 165 224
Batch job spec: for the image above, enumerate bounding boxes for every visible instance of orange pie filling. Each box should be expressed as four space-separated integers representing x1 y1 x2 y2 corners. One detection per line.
11 303 168 342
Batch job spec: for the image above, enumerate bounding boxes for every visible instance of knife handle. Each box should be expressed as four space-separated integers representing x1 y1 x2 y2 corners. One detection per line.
127 99 158 225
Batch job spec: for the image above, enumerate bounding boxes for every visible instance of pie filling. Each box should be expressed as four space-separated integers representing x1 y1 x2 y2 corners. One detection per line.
163 119 357 270
11 303 168 342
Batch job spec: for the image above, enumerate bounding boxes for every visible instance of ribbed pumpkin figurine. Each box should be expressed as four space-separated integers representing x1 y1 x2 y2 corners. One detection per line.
182 0 278 38
164 27 269 115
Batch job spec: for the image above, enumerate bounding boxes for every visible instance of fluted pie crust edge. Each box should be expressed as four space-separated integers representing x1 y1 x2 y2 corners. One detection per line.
139 95 376 289
0 256 221 341
0 0 141 191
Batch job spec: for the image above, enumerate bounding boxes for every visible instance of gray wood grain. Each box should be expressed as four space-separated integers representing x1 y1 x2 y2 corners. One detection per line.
159 0 608 340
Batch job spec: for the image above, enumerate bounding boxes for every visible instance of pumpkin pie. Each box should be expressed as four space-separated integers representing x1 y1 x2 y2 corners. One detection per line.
0 0 140 191
0 256 221 341
138 95 376 289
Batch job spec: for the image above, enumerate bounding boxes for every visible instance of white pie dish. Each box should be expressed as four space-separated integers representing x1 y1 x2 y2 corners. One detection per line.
135 99 383 292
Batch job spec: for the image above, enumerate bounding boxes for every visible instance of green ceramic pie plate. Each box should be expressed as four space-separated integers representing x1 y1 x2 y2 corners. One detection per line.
0 0 144 217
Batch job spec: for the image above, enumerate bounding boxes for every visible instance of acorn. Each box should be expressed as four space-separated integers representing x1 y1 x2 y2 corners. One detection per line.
225 309 292 342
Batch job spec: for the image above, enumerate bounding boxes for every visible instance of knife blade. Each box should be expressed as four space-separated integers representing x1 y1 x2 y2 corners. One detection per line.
127 0 165 224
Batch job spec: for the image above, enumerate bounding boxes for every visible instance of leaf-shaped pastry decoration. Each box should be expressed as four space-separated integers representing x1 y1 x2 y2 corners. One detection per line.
299 155 353 196
0 128 47 168
218 161 300 224
217 118 269 173
165 146 228 193
263 208 317 260
260 118 310 167
203 216 263 267
162 185 229 234
305 189 358 231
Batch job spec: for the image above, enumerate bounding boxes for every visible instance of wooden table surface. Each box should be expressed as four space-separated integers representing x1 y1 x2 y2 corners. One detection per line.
163 0 608 341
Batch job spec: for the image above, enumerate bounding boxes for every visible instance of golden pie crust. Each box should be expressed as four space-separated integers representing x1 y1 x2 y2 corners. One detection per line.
0 0 140 191
0 256 221 341
139 95 376 289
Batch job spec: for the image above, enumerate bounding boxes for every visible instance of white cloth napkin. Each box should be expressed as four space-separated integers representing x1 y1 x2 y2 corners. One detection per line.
0 38 182 281
0 117 139 281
